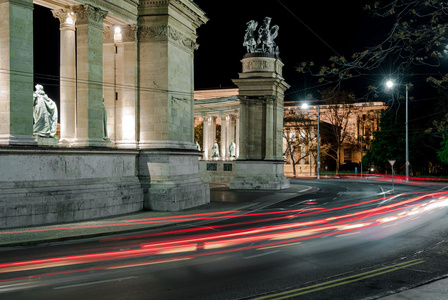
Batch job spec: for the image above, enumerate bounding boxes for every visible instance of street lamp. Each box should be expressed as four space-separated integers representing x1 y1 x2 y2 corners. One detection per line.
385 79 409 181
301 102 320 179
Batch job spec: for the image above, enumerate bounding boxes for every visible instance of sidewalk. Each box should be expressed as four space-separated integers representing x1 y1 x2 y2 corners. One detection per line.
0 183 314 247
376 276 448 300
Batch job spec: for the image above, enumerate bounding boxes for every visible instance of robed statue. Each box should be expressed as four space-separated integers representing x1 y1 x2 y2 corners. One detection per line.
212 141 220 158
33 84 58 138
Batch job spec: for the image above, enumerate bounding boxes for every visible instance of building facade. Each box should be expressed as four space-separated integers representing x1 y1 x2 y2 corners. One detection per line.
194 89 387 178
0 0 210 228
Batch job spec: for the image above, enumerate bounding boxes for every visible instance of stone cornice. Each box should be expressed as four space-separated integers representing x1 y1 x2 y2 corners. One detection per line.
1 0 33 9
85 0 137 24
139 0 208 28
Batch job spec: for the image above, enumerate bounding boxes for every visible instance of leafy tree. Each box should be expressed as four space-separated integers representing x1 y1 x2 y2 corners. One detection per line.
363 109 404 173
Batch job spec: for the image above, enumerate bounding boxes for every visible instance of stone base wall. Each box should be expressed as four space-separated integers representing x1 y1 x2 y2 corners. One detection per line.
0 148 143 228
198 160 236 183
139 150 210 211
230 160 290 190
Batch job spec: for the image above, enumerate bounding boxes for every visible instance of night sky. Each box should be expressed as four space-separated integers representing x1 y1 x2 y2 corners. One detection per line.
193 1 375 100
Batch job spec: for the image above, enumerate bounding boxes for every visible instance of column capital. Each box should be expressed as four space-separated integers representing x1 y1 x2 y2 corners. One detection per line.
52 8 76 29
73 5 107 29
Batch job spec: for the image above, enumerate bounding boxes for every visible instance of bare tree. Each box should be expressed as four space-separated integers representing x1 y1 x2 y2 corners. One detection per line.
298 0 448 96
320 89 359 173
283 108 319 176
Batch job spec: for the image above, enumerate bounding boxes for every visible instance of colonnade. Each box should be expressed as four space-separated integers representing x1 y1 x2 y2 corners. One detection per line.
200 114 239 160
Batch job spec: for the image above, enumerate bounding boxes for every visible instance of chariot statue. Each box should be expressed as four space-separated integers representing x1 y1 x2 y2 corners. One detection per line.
242 16 280 58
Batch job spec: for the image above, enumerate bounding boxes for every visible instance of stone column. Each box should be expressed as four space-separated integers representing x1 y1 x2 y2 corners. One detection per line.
52 9 77 145
203 116 209 159
72 5 107 147
220 115 227 159
0 0 36 145
211 116 217 151
235 114 240 158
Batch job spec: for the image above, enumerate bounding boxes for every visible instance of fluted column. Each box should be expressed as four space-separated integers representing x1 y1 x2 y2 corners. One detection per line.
52 9 76 144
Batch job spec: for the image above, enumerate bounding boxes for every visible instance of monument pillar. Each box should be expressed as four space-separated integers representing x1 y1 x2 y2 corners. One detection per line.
137 0 209 211
230 54 290 189
72 5 108 147
102 25 138 148
0 0 36 146
52 9 77 145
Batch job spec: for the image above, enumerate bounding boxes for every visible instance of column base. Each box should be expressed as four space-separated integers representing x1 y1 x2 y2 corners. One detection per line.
69 138 114 148
230 160 290 190
0 134 37 146
139 149 210 211
36 136 59 146
115 140 139 149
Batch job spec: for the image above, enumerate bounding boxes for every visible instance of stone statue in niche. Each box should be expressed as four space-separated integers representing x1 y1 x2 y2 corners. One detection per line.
33 84 58 138
102 95 108 140
229 140 236 158
243 20 258 53
243 16 280 58
212 141 220 159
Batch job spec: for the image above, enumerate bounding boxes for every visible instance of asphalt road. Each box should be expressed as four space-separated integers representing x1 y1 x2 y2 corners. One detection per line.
2 179 448 300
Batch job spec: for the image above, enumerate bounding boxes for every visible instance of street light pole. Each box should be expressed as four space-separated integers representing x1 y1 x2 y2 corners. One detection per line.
405 84 409 181
317 105 320 180
386 79 410 181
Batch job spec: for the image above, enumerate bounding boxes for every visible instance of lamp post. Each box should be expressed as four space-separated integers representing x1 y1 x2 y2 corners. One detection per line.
301 103 320 179
386 80 409 181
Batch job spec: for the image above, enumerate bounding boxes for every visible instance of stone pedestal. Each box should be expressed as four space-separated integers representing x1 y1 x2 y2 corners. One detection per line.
139 150 210 211
230 54 290 190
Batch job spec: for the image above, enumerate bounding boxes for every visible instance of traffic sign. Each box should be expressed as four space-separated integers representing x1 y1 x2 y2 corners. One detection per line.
389 160 396 167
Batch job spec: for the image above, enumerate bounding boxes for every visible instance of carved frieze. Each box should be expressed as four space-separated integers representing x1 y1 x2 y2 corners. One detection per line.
138 25 198 52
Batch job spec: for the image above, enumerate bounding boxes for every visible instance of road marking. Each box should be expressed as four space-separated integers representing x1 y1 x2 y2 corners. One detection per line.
243 250 279 260
250 259 425 299
257 241 302 250
107 257 191 270
53 276 137 290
